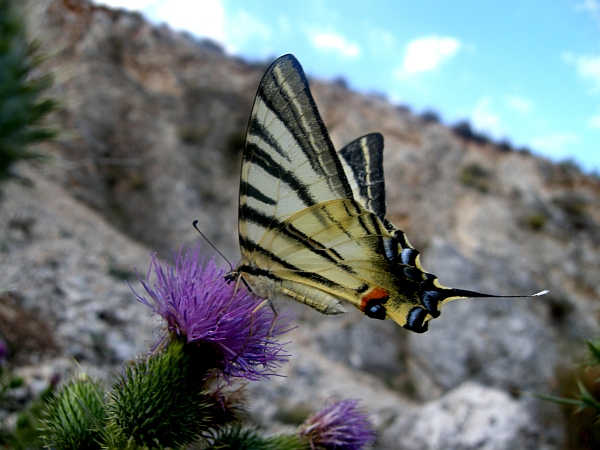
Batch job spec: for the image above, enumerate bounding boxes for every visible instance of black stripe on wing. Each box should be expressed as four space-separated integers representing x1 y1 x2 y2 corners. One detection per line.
253 55 353 198
243 142 316 208
339 197 385 242
238 235 351 292
240 203 356 272
339 133 386 221
247 116 293 164
244 182 277 206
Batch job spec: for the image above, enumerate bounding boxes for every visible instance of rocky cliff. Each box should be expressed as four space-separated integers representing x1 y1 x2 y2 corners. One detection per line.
2 0 600 448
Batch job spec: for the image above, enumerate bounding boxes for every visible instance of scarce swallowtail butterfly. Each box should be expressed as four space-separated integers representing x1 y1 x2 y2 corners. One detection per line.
226 54 547 333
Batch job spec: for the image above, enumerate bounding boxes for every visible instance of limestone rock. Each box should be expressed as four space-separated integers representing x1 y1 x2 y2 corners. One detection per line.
380 383 550 450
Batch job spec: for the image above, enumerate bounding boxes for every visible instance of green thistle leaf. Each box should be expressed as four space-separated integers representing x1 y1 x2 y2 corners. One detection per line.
577 379 600 412
202 423 302 450
106 340 213 449
586 340 600 366
42 374 106 450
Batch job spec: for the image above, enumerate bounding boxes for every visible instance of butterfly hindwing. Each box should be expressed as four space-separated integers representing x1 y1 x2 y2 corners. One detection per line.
339 133 386 221
255 195 426 324
338 134 429 269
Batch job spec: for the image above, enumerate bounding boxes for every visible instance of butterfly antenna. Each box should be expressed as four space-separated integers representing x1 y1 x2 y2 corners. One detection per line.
192 220 233 271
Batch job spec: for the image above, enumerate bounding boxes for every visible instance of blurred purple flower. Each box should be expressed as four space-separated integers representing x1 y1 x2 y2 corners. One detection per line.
0 338 8 366
299 399 376 450
131 246 292 382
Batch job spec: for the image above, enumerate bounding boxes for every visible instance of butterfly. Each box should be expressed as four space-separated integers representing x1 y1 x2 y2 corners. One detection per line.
226 54 547 333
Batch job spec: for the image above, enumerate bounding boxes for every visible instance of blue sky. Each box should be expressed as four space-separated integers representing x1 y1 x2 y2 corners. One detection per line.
97 0 600 174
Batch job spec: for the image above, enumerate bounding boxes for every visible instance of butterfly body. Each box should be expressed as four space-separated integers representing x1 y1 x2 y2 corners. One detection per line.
228 54 547 333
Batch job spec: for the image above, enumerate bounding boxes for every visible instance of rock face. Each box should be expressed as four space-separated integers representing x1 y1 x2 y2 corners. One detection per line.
2 0 600 448
381 382 541 450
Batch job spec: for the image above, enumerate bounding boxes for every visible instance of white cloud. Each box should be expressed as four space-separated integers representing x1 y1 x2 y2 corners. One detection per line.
95 0 228 47
531 133 581 157
224 10 272 53
471 97 502 136
153 0 226 42
587 114 600 130
505 95 533 115
397 36 461 76
96 0 155 10
309 32 361 59
576 0 600 20
563 52 600 92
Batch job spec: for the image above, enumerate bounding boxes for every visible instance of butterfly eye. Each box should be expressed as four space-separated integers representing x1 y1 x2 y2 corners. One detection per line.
404 307 429 333
421 290 442 317
365 302 387 320
223 272 236 284
400 248 418 266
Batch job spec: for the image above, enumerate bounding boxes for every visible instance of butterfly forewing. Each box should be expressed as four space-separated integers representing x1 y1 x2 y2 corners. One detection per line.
339 133 431 275
240 56 352 224
237 55 359 314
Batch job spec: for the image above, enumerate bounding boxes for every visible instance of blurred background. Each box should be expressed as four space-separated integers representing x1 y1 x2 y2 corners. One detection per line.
1 1 600 448
98 0 600 174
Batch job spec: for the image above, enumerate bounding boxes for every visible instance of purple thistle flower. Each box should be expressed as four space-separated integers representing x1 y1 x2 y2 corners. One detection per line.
131 246 292 382
299 399 376 450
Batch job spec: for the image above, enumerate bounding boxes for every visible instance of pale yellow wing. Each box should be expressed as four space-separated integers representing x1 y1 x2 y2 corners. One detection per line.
235 54 353 315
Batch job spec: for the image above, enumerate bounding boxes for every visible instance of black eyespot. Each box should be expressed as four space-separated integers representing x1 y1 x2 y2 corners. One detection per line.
365 303 386 320
403 307 429 333
421 290 442 317
421 273 436 284
356 284 369 294
400 248 418 266
404 266 423 281
381 238 397 262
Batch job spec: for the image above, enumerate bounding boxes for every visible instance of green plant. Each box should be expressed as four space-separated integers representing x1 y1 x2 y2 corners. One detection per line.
39 247 376 450
0 0 59 182
0 348 54 450
534 338 600 449
179 124 210 145
524 213 548 231
459 163 490 193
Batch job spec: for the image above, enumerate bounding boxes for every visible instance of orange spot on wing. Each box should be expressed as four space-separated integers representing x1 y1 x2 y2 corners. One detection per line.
360 287 389 311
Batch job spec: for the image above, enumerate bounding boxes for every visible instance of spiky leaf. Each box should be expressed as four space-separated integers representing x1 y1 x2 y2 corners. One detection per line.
203 423 301 450
106 340 213 449
0 0 59 181
42 374 106 450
